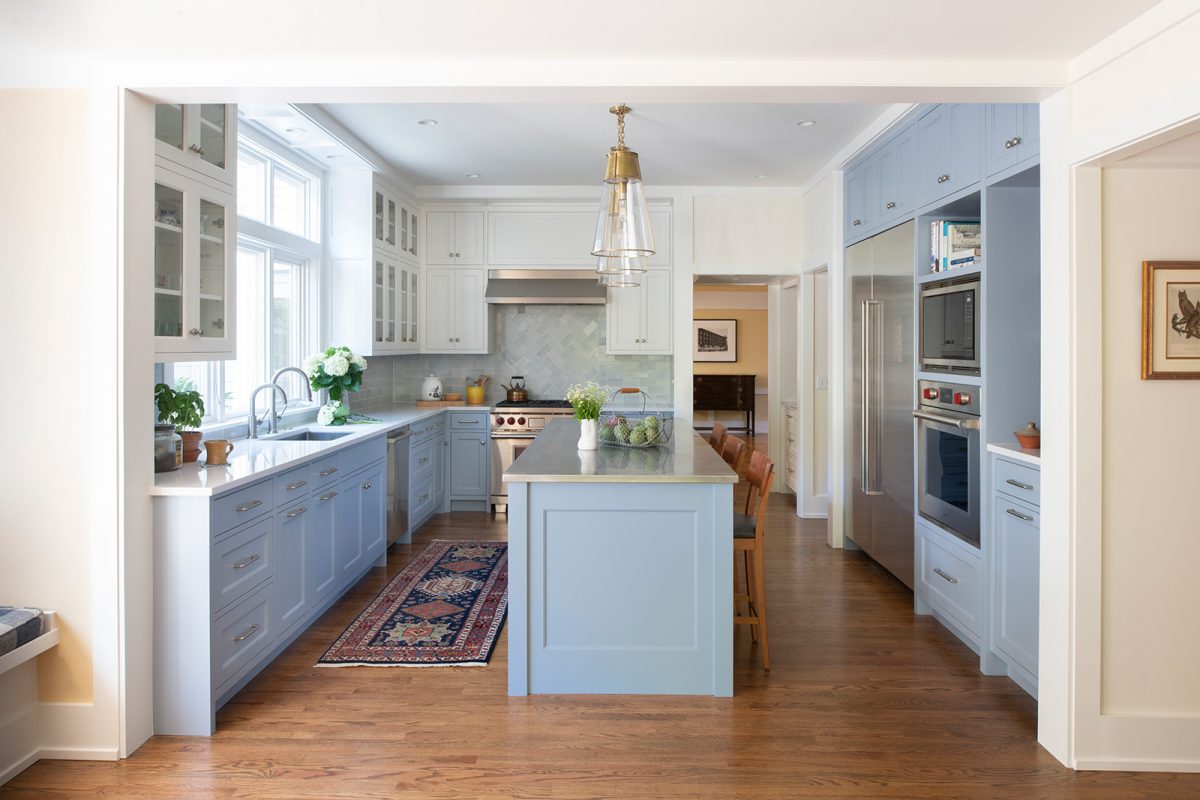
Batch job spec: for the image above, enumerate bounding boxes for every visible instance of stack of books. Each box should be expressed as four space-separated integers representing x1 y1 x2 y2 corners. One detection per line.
929 220 982 273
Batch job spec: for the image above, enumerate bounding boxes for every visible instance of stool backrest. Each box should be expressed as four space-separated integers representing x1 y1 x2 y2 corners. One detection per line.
745 451 775 526
709 421 727 452
721 435 747 473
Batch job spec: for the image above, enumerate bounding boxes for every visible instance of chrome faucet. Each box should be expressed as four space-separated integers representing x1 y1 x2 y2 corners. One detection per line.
248 383 287 439
271 366 314 414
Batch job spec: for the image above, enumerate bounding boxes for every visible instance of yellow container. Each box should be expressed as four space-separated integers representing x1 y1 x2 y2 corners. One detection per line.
466 385 485 405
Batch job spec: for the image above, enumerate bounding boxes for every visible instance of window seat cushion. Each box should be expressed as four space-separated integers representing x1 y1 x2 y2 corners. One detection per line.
0 607 44 658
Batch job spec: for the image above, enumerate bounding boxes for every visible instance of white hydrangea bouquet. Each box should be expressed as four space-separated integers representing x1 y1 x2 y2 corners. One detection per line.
305 346 371 426
565 381 609 451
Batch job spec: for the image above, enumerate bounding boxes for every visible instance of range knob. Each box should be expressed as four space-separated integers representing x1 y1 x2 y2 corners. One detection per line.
922 388 939 401
495 415 506 426
507 417 516 426
517 417 526 426
953 391 972 405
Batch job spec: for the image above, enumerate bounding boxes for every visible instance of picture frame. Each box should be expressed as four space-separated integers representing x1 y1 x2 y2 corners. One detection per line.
693 319 737 362
1142 260 1200 379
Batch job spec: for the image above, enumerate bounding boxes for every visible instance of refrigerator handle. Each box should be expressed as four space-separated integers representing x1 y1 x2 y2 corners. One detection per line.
861 299 883 496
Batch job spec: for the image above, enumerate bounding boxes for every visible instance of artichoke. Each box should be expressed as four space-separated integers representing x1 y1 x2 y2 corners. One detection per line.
629 428 647 446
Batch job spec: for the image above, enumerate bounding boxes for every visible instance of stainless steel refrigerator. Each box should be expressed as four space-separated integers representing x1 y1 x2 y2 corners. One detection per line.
846 221 915 588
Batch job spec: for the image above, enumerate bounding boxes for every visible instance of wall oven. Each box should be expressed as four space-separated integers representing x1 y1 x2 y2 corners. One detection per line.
920 279 980 374
913 380 981 547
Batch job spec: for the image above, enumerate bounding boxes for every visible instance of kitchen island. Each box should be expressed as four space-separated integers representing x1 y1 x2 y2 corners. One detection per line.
503 418 737 696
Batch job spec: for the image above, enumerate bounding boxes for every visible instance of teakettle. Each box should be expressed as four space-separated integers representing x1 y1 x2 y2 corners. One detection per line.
502 376 528 403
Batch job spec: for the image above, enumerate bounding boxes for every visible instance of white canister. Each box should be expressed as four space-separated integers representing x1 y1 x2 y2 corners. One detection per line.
421 375 444 400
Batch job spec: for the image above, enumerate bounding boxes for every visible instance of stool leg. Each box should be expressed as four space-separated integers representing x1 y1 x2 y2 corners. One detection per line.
745 549 758 643
753 542 769 670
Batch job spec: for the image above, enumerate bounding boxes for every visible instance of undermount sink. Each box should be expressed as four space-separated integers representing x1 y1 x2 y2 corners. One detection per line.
265 429 356 442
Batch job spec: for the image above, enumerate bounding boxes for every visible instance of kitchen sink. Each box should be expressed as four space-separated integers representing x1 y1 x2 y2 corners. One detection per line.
266 429 356 442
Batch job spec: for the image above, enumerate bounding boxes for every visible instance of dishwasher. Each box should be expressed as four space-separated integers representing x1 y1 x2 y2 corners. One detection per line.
386 426 412 546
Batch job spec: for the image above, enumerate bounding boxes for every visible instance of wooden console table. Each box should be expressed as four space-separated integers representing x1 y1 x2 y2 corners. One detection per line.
693 374 756 432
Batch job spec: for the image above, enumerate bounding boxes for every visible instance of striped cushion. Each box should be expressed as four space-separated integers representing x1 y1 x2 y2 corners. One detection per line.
0 607 45 658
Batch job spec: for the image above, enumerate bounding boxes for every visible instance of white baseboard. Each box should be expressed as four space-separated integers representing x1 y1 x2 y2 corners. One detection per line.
0 749 39 786
1075 758 1200 773
37 747 120 761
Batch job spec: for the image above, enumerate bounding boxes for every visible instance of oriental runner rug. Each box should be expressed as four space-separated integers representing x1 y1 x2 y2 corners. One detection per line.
317 539 507 667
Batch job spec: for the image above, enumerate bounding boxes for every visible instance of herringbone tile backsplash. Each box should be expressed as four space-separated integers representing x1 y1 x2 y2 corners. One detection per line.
357 305 673 409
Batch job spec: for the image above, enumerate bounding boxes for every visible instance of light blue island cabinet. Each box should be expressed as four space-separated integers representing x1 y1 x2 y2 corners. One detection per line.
503 419 738 697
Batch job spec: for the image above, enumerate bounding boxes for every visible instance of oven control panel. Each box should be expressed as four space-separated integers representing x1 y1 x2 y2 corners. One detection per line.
917 380 981 416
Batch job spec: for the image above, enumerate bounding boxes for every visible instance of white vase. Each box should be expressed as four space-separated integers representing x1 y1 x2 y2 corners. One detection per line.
577 418 598 450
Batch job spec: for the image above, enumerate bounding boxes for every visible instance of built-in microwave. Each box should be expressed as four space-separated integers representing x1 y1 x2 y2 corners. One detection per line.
919 279 980 374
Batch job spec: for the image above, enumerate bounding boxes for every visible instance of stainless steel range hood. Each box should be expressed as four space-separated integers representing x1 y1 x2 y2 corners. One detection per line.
484 270 607 305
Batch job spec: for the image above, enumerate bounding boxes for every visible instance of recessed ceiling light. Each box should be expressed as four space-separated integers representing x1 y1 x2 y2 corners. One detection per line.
464 173 481 179
794 120 815 127
325 154 342 159
284 127 306 134
417 119 438 127
754 173 770 179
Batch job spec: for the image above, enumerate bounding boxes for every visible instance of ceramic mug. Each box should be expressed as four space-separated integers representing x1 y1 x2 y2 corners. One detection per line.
204 439 235 466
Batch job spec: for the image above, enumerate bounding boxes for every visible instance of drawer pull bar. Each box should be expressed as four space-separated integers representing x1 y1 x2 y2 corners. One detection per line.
319 467 338 477
286 506 308 519
933 568 958 584
1005 478 1033 491
233 624 260 642
459 419 479 424
285 479 308 491
1006 508 1034 522
319 491 338 502
232 554 260 570
235 499 263 513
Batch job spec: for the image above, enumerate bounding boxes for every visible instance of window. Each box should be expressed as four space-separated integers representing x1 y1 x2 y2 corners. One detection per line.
171 125 323 426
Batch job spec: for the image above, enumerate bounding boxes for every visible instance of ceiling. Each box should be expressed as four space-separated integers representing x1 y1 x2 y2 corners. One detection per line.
318 103 888 187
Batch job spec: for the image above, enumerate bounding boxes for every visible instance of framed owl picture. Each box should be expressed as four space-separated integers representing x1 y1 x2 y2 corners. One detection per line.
1142 261 1200 379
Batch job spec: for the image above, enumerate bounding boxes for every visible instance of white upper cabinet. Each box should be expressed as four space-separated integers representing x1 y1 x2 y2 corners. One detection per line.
425 211 484 265
155 104 237 188
486 208 671 268
606 268 672 355
373 178 419 264
422 268 488 353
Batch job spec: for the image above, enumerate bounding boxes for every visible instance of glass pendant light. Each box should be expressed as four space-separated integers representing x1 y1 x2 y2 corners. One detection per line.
592 104 655 264
596 254 645 288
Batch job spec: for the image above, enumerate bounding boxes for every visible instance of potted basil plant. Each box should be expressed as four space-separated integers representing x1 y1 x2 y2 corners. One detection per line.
154 382 206 463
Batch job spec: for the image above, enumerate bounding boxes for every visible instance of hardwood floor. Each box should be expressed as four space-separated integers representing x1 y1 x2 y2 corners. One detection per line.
5 501 1199 798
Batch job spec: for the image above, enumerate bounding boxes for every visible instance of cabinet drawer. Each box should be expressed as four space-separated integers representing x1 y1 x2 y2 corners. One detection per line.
410 470 439 523
340 436 387 474
213 581 274 690
994 459 1040 506
917 529 981 637
309 452 341 489
412 415 445 443
212 517 273 614
410 437 437 479
450 411 488 431
273 465 311 507
212 479 273 537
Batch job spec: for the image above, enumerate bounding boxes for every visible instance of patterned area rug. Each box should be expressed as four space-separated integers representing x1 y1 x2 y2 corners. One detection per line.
317 540 507 667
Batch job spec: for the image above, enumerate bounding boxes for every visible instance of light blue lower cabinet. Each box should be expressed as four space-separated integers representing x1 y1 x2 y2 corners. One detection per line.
914 518 983 649
152 434 388 736
446 410 490 511
988 454 1040 698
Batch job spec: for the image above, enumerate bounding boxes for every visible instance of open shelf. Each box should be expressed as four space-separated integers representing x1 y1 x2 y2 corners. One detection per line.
155 221 183 234
199 232 224 244
154 287 182 296
918 263 982 285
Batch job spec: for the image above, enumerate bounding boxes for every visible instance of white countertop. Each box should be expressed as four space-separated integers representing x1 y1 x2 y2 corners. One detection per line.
151 403 488 498
987 442 1041 466
503 418 738 484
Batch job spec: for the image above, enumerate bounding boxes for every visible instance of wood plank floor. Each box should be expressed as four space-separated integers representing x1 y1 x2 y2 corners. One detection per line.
6 497 1199 798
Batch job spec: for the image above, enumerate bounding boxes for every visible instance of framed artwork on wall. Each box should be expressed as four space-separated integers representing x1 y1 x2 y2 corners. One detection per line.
1142 260 1200 379
693 319 737 362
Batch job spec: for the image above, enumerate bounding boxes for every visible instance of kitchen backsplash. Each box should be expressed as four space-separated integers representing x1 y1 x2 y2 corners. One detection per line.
356 305 673 409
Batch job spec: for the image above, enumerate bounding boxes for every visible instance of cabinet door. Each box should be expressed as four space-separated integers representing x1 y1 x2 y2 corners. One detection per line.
984 104 1020 176
917 105 952 206
606 282 643 353
948 104 983 194
877 122 917 221
423 269 455 350
844 159 873 239
640 269 673 353
449 432 488 498
406 204 420 260
358 464 386 557
646 211 672 266
454 212 485 265
1018 103 1040 163
383 257 399 350
425 212 456 265
155 104 236 187
275 502 310 632
308 487 338 601
408 270 420 350
433 435 446 505
334 472 364 580
453 269 486 351
993 499 1040 679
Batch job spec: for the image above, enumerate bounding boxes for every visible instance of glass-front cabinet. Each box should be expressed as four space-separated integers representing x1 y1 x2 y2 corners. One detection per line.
370 251 419 355
155 104 236 187
154 166 236 360
372 178 419 264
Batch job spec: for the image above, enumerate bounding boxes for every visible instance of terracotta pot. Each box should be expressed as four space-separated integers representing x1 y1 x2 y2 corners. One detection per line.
180 430 204 463
1014 422 1040 450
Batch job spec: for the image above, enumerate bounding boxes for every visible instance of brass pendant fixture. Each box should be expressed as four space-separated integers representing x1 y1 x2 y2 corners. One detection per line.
592 104 655 276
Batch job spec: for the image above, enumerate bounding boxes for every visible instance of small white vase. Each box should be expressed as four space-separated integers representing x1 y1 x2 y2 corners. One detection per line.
577 418 598 450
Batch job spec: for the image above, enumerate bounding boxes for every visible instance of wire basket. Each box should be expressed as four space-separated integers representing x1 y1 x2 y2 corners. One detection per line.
599 387 673 448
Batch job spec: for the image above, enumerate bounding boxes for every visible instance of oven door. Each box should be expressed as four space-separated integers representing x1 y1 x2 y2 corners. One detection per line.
490 435 535 510
914 408 981 547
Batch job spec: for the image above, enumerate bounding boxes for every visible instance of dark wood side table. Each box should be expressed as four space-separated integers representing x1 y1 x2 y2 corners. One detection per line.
693 374 756 433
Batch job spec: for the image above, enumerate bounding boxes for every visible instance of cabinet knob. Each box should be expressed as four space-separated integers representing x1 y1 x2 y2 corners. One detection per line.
188 144 206 156
455 252 461 258
188 328 204 336
937 174 950 183
852 219 862 226
455 337 460 342
885 201 896 209
361 481 373 490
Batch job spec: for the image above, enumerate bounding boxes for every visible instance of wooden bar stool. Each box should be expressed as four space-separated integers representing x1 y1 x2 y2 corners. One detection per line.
721 434 746 475
734 451 774 670
708 421 728 452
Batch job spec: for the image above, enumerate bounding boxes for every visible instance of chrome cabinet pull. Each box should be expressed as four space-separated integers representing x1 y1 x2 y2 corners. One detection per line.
885 201 896 209
233 624 260 642
933 568 958 584
852 218 862 226
286 506 308 519
235 499 263 513
1005 478 1033 491
361 481 373 490
418 493 430 503
189 144 206 156
1006 508 1034 522
232 554 259 570
319 491 338 502
319 467 338 477
480 440 486 445
937 174 950 183
418 456 430 465
285 479 307 491
460 419 479 424
188 327 204 336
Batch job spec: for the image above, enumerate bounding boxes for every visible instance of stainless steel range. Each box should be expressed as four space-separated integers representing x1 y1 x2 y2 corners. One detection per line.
489 399 575 512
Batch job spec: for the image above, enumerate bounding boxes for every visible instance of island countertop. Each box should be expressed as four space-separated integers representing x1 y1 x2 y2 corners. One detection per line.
503 418 737 484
